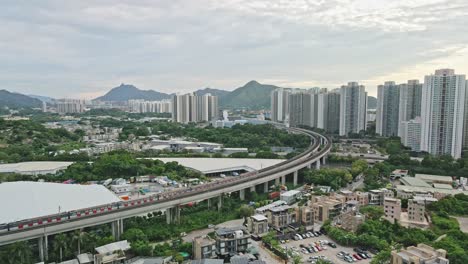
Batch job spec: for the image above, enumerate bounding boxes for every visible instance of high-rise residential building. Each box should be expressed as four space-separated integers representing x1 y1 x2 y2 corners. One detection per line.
316 90 340 134
271 88 291 123
288 89 317 128
172 93 218 124
421 69 466 159
339 82 367 136
128 99 172 114
376 81 400 137
398 80 422 134
56 99 86 114
400 117 422 152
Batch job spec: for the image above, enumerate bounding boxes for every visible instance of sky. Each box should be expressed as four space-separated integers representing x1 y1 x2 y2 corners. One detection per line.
2 0 468 99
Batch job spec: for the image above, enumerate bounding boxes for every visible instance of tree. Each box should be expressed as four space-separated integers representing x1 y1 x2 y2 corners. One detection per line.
5 241 33 264
71 229 86 255
351 159 368 177
53 233 69 262
238 205 254 224
122 228 148 242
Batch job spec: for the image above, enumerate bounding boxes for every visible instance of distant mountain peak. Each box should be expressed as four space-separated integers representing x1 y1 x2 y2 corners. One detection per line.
94 84 172 102
0 90 42 108
245 80 260 86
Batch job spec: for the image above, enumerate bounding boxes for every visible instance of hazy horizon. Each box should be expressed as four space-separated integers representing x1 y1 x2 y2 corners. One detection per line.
2 0 468 99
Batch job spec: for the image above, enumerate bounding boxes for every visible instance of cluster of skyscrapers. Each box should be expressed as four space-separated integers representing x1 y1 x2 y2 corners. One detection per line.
56 99 86 114
272 69 468 159
378 69 467 159
271 83 367 136
171 93 219 124
128 99 172 114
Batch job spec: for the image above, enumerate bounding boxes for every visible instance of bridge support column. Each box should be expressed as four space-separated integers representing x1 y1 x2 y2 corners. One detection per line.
315 160 321 170
307 163 312 169
293 171 298 186
218 194 223 212
264 182 269 193
239 189 245 200
166 208 172 224
112 220 122 240
250 186 255 192
322 156 326 165
174 206 181 224
44 235 48 261
281 176 286 185
38 236 44 262
275 178 280 186
119 219 124 235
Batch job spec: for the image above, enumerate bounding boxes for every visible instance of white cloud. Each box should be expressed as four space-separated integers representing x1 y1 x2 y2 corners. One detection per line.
0 0 468 98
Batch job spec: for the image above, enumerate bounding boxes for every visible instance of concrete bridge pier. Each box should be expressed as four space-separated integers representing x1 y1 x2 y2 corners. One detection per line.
315 160 321 170
207 198 212 209
165 207 181 224
293 171 298 186
275 178 280 186
263 182 269 193
112 219 123 240
321 156 326 165
281 176 286 185
38 235 48 262
239 189 245 200
218 194 223 212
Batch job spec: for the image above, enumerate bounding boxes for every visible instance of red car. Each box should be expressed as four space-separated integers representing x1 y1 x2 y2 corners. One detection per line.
353 254 362 260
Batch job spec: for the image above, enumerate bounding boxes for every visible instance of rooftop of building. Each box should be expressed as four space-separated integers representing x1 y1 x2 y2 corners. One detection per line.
415 174 453 183
193 236 216 246
432 183 453 190
251 214 268 222
215 226 247 236
149 158 285 174
0 161 74 174
0 181 120 224
269 205 293 213
400 177 432 187
280 190 301 196
95 240 131 254
255 200 287 213
396 185 468 195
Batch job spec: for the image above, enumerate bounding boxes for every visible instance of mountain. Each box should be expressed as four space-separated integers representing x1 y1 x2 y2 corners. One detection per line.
94 84 172 102
220 80 278 109
0 90 42 109
28 94 55 103
367 96 377 109
194 88 230 98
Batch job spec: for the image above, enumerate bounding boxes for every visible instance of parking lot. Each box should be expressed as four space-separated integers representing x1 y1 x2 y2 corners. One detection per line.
280 232 372 264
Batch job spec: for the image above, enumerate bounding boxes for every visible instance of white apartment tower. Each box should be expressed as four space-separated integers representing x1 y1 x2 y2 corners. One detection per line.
400 117 422 152
172 93 218 124
339 82 367 136
398 80 422 136
421 69 466 159
376 81 400 137
271 88 291 123
56 99 86 114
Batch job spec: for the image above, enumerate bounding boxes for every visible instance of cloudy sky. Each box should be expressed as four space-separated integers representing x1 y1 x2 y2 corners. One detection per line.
2 0 468 98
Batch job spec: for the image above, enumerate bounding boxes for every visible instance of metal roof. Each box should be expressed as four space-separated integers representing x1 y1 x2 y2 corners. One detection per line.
151 158 285 174
0 181 120 224
0 161 73 174
95 240 130 254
